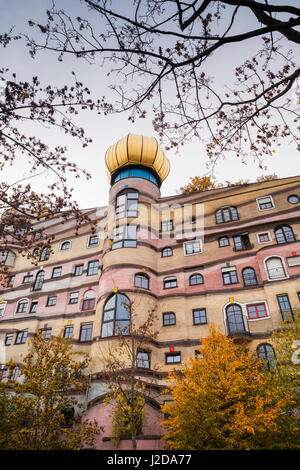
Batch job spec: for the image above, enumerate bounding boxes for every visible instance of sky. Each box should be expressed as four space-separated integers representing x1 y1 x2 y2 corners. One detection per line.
0 0 299 210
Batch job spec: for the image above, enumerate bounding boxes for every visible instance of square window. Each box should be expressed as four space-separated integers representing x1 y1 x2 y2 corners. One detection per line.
52 267 62 278
257 232 271 243
222 268 238 285
257 196 274 211
163 312 176 326
64 325 74 339
15 330 28 344
40 328 52 339
161 220 174 232
47 295 57 306
23 274 33 283
69 292 79 304
88 235 99 247
163 277 177 289
193 309 207 325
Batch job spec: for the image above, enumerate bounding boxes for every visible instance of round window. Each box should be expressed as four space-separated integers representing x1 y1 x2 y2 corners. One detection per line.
288 195 300 204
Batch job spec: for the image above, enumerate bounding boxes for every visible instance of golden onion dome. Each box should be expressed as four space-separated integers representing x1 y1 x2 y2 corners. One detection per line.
105 134 170 184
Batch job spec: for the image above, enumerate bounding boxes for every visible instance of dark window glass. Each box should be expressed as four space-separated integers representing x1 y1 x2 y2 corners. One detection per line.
88 235 99 247
233 233 251 251
29 301 38 313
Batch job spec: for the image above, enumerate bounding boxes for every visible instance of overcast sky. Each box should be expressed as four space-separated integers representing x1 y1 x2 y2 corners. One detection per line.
0 0 299 209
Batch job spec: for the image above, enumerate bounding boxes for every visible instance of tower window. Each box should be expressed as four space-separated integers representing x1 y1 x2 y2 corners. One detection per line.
112 225 137 249
115 190 139 219
101 293 131 338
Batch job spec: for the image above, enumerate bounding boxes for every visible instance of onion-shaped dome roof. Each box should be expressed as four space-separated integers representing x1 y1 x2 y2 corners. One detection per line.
105 134 170 184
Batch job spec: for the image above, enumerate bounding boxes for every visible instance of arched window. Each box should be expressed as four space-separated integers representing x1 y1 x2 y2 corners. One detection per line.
215 206 239 224
16 299 29 314
218 236 230 247
61 241 71 250
32 270 45 291
242 267 258 286
101 293 131 338
225 304 246 334
161 247 173 257
265 257 287 280
189 273 204 286
115 190 139 219
257 343 276 371
134 273 149 289
82 290 95 311
40 246 50 261
274 225 295 244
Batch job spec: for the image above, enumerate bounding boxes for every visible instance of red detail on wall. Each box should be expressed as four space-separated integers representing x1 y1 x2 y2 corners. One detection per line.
292 252 296 256
169 346 174 353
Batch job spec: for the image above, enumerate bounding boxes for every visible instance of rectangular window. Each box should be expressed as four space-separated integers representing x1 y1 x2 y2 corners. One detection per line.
183 239 202 256
74 264 84 276
233 233 252 251
87 260 99 276
112 225 137 249
63 325 74 339
163 277 177 289
5 334 13 346
69 292 79 304
46 295 57 306
29 300 38 313
193 308 207 325
165 352 181 364
222 268 238 285
82 298 95 311
0 301 7 317
163 312 176 326
256 195 274 210
40 328 52 339
8 275 15 287
15 330 28 344
246 303 268 319
79 323 93 342
161 220 174 232
88 235 99 247
23 274 33 283
277 294 294 321
257 232 271 243
52 267 62 278
136 351 150 369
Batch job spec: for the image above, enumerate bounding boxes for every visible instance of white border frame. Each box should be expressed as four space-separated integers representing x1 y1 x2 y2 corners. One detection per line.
256 194 275 211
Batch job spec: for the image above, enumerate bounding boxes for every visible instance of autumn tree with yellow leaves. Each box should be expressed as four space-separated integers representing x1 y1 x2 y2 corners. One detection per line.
161 325 296 450
0 331 102 450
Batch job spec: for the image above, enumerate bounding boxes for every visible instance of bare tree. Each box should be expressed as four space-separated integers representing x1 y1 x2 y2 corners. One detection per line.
26 0 299 171
0 30 100 285
99 297 160 450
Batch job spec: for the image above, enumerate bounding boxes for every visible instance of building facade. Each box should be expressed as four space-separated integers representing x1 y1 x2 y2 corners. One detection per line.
1 133 300 449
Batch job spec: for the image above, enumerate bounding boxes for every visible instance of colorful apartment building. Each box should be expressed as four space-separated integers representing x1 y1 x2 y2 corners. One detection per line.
0 134 300 449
